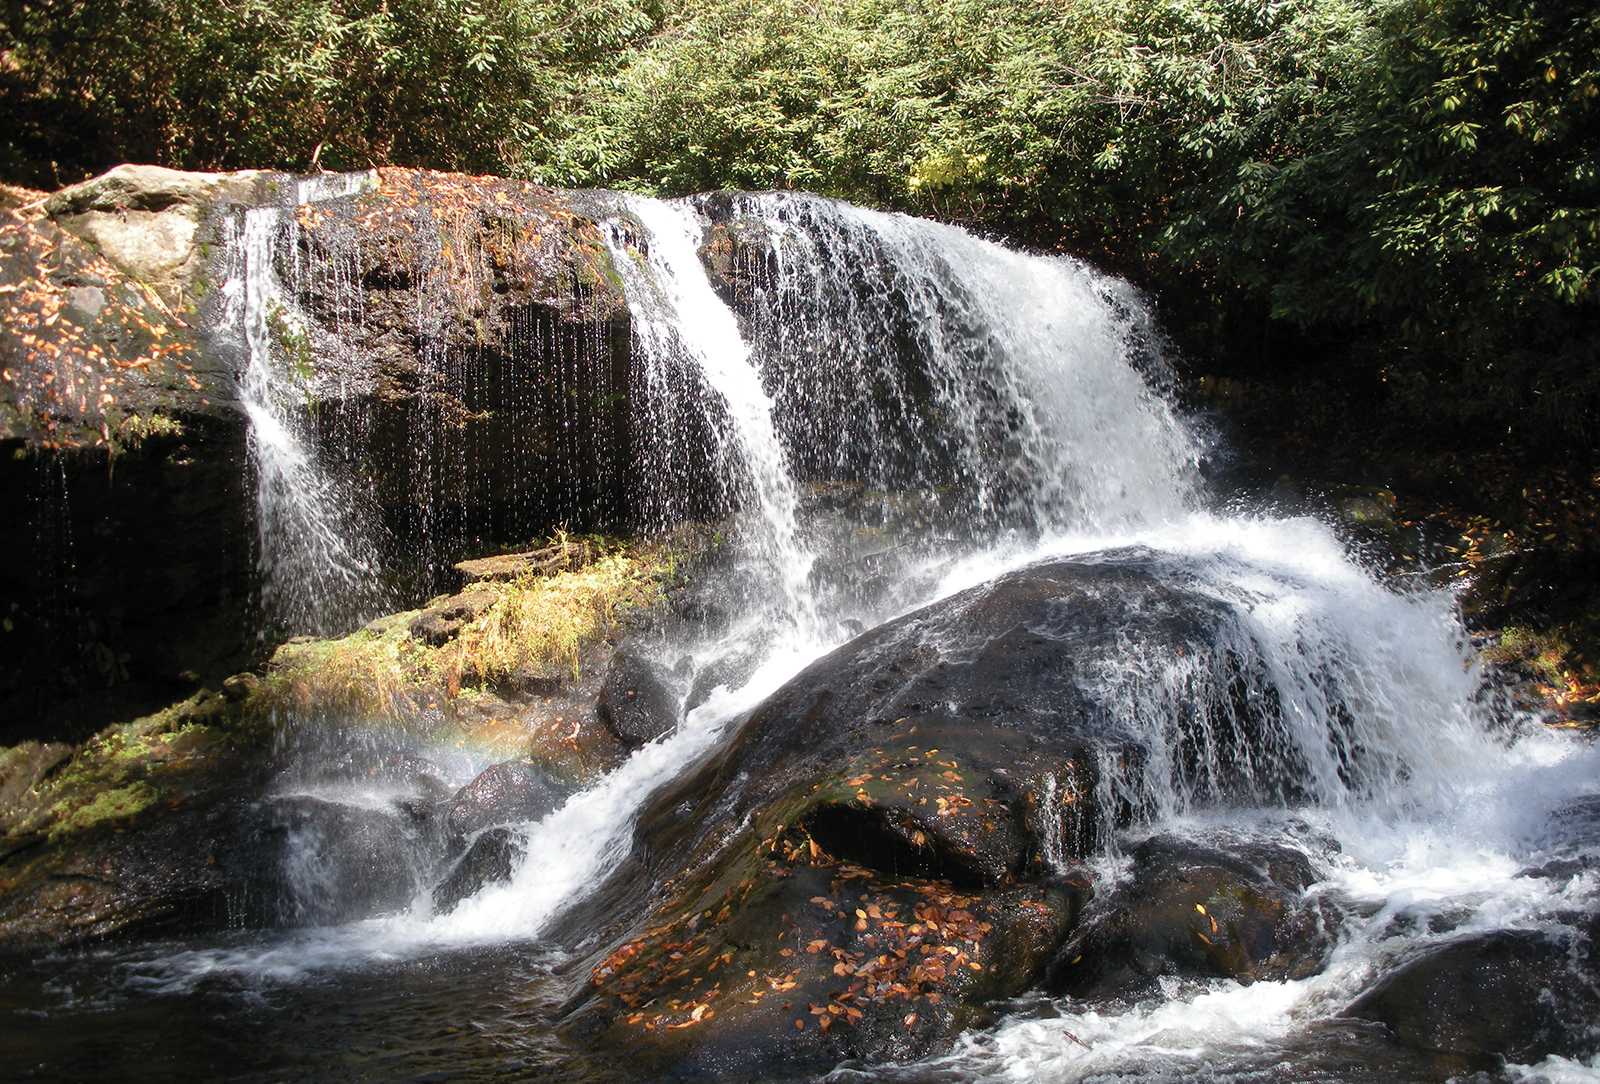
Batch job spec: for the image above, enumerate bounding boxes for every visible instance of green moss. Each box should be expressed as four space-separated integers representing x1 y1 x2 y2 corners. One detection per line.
266 300 314 381
51 780 159 836
113 412 186 451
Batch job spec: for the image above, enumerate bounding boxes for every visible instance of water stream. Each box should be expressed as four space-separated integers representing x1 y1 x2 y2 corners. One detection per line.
6 187 1599 1084
221 171 388 638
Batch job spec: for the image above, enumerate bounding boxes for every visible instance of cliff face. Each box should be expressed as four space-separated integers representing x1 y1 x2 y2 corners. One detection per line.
0 166 640 743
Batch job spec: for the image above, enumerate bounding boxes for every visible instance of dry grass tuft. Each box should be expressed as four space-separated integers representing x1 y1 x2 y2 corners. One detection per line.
258 534 694 725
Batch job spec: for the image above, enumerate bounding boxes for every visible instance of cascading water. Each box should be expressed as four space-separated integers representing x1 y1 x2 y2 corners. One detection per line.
222 172 388 637
14 185 1600 1084
601 196 818 638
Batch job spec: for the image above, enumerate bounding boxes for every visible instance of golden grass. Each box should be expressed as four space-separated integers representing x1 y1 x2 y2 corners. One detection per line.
259 535 688 723
460 548 667 686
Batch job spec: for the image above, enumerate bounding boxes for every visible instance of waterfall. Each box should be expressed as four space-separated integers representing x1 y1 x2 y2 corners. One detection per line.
601 196 818 638
721 193 1200 536
75 185 1600 1084
222 172 387 637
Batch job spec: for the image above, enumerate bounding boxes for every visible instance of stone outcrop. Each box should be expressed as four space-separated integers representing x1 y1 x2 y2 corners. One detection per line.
1048 834 1337 998
1348 927 1600 1066
0 165 651 743
0 692 279 944
44 164 270 311
556 556 1325 1075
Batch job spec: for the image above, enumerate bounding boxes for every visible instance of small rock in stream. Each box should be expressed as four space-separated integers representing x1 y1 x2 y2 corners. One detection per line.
445 760 573 839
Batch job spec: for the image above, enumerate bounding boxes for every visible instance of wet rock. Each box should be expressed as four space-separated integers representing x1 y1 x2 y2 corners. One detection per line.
432 827 525 914
2 167 659 742
2 188 256 739
561 556 1286 1074
1049 834 1337 998
445 760 572 838
264 794 428 924
1347 928 1600 1064
0 797 285 943
562 858 1082 1078
456 540 598 584
409 588 500 647
0 698 279 945
0 741 73 835
695 201 777 309
596 649 682 746
684 644 764 714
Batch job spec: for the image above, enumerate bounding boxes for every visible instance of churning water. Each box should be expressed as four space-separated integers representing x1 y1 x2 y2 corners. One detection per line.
7 185 1600 1084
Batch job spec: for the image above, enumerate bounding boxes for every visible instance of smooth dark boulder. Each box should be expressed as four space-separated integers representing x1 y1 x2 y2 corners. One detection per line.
559 555 1297 1076
1050 834 1337 998
432 827 525 914
1347 928 1600 1065
445 759 572 839
596 648 683 746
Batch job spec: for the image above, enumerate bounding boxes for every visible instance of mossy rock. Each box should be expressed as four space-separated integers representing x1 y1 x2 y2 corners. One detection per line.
0 691 276 945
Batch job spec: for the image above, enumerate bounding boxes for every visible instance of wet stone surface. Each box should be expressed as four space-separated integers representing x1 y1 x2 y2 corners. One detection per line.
555 556 1320 1075
1048 833 1338 998
1347 926 1600 1066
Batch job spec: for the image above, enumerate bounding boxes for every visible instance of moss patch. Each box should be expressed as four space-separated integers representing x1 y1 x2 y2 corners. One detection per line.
252 529 713 777
1 689 265 844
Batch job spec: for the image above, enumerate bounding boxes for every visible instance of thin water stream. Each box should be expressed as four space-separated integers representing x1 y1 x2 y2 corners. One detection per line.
4 188 1599 1084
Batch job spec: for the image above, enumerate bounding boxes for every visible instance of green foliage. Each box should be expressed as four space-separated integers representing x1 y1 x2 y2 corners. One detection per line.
3 0 1595 442
556 0 1597 443
1176 0 1600 439
0 0 662 180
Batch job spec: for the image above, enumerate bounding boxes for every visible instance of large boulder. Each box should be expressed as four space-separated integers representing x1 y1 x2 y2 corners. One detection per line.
1347 927 1600 1065
444 759 573 839
44 164 269 310
261 793 434 925
0 694 280 944
596 648 683 747
432 826 526 914
558 555 1311 1077
1048 834 1337 998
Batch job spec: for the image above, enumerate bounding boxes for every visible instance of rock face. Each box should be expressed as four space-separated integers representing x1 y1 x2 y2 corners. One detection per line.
1049 834 1337 998
444 760 573 839
0 168 262 741
432 827 526 914
0 694 280 944
44 164 270 310
558 556 1316 1077
1347 928 1600 1065
596 648 683 747
0 419 256 746
0 165 660 743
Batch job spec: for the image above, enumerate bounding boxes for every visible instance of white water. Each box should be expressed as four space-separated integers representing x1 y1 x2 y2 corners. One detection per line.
221 178 384 637
601 196 820 639
141 190 1600 1079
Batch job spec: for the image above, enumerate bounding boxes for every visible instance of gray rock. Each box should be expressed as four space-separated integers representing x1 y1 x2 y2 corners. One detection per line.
596 648 682 746
44 164 269 308
445 760 572 838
